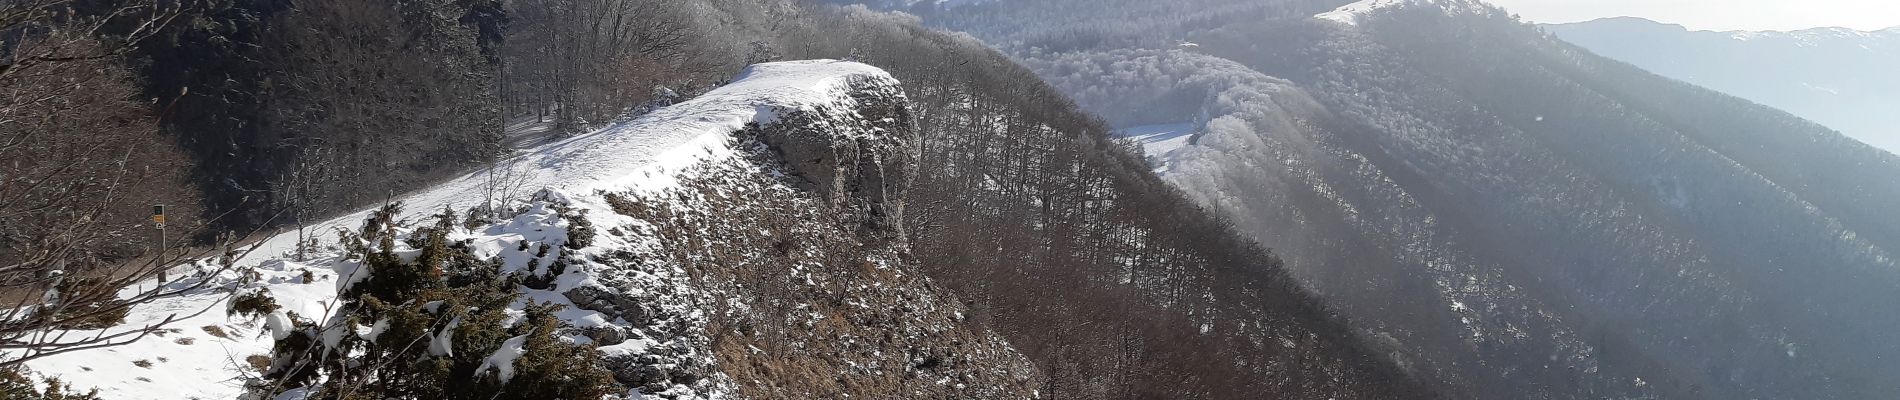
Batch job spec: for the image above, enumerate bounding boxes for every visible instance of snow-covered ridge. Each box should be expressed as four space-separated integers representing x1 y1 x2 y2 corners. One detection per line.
237 60 896 266
17 60 904 399
1727 26 1898 38
1314 0 1488 26
1728 26 1900 42
1554 17 1900 43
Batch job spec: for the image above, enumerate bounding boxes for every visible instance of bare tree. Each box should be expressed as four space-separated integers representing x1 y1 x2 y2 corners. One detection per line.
0 0 250 370
260 0 505 222
0 0 186 80
501 0 700 134
477 156 538 222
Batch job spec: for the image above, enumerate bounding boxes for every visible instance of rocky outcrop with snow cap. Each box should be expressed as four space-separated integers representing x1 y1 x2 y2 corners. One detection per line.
748 72 917 244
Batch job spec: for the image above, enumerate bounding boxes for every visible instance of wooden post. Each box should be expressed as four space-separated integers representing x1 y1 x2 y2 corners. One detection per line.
153 204 167 284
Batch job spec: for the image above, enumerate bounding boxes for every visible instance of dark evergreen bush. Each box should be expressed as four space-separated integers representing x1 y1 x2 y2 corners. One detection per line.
255 203 616 400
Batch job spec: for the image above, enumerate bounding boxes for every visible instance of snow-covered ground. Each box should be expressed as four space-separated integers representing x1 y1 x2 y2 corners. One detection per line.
16 60 897 399
503 115 559 150
1315 0 1486 26
1115 122 1199 172
228 60 892 268
7 261 334 399
1315 0 1403 25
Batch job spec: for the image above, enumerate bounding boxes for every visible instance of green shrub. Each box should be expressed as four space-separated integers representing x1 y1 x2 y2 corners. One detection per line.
255 202 617 400
0 367 101 400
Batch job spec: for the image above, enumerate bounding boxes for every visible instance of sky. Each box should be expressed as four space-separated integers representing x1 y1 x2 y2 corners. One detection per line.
1483 0 1900 31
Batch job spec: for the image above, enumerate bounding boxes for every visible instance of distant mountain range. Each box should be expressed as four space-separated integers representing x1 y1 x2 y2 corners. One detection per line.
1544 17 1900 154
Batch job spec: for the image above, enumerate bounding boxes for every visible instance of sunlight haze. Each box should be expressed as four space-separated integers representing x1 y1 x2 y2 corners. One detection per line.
1485 0 1900 31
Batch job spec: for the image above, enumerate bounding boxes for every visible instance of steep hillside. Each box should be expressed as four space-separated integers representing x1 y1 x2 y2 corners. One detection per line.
1544 17 1900 154
862 0 1353 54
1315 8 1900 398
888 0 1900 398
768 7 1431 399
1194 5 1900 399
18 60 1039 399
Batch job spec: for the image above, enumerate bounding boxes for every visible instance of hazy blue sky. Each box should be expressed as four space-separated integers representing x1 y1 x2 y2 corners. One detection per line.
1484 0 1900 31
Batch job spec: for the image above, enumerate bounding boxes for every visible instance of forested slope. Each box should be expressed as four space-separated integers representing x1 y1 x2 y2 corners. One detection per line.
886 0 1900 398
741 6 1429 398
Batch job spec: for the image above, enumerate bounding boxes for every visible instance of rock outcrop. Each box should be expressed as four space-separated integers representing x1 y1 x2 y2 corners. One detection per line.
750 74 918 245
554 61 1040 398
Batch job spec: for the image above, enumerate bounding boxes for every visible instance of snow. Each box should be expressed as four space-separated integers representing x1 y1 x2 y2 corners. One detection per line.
1315 0 1404 25
474 335 529 382
265 310 294 341
359 318 390 343
1118 123 1197 157
231 59 894 269
1315 0 1485 26
13 59 894 399
1731 31 1768 42
0 263 310 399
889 0 996 9
503 114 560 150
335 259 371 294
429 316 463 357
1116 122 1198 172
1799 82 1843 96
319 314 350 350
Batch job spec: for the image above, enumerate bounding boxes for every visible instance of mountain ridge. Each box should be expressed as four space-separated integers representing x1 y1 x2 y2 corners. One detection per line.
1542 15 1900 154
1552 16 1900 37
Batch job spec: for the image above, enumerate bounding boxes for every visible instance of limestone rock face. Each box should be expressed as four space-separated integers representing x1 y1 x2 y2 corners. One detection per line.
750 74 918 245
567 63 1038 398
